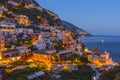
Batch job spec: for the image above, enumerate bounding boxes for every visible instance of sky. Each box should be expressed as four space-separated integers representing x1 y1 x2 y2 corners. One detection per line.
36 0 120 35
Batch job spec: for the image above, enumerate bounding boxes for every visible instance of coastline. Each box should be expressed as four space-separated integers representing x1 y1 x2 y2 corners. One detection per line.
80 36 120 62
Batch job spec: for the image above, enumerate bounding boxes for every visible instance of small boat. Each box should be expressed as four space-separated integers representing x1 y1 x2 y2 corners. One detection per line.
101 38 104 43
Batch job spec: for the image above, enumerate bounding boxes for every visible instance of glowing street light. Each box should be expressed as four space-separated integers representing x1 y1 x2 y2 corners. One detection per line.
0 52 3 60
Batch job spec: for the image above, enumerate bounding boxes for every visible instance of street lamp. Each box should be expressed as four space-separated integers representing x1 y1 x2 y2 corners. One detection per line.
0 52 3 60
93 76 97 80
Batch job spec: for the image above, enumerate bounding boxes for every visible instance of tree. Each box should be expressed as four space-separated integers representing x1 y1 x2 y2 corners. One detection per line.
24 36 32 47
114 73 120 80
5 67 39 80
35 62 47 71
9 60 30 68
79 56 89 64
60 65 95 80
4 44 12 49
54 40 65 50
99 66 120 80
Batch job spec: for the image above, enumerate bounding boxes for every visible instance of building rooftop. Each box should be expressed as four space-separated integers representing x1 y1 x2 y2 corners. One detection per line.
27 71 45 80
34 49 56 54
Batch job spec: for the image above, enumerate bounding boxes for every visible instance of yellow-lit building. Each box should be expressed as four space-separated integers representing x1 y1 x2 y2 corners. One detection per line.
15 15 30 26
37 16 42 19
88 52 114 67
100 52 113 65
30 52 53 67
24 5 30 8
62 31 76 50
0 8 5 18
52 32 57 37
7 0 21 7
0 35 5 50
0 20 16 32
0 52 3 60
84 47 89 52
0 13 5 18
87 55 92 60
91 59 103 67
24 4 36 8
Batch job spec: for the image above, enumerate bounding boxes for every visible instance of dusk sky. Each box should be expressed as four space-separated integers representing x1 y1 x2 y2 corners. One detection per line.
36 0 120 35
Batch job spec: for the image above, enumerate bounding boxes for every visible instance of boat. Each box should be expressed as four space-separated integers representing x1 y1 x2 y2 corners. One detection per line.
101 38 104 43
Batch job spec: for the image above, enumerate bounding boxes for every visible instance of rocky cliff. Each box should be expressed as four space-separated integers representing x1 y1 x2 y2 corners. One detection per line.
0 0 90 36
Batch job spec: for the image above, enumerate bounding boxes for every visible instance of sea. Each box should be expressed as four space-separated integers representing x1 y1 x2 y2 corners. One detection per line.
80 36 120 62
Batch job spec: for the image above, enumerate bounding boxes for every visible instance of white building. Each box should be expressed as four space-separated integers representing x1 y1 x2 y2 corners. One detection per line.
33 39 46 50
33 34 46 50
50 31 63 41
8 0 15 5
100 52 113 65
17 46 31 56
37 7 43 11
0 35 5 50
0 20 16 29
7 0 20 6
0 19 16 36
15 28 33 34
27 71 45 80
38 24 50 30
0 8 3 12
29 4 36 8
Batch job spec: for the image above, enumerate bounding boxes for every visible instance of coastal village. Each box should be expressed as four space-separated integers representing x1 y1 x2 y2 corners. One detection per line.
0 0 119 80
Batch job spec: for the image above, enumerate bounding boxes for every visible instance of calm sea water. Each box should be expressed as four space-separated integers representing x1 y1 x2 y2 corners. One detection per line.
80 36 120 61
